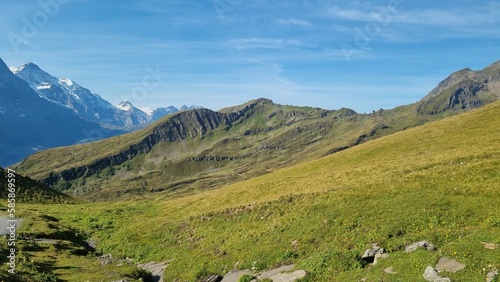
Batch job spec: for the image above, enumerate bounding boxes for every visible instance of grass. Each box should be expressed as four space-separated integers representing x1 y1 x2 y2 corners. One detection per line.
5 101 499 281
15 97 464 202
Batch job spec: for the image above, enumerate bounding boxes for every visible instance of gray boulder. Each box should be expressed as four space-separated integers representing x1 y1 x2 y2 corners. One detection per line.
405 241 436 252
435 257 465 273
258 265 295 279
361 244 386 265
423 266 451 282
221 269 255 282
268 270 307 282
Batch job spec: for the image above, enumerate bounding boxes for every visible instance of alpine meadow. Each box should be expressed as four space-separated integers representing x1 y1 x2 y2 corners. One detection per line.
1 60 500 281
1 1 500 281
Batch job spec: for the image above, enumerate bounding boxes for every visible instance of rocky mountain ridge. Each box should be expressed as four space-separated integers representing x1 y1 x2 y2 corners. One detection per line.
14 60 500 200
417 60 500 114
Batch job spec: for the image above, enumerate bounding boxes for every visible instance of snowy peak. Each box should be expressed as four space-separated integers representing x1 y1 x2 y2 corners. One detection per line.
13 62 42 74
11 60 203 130
117 100 134 111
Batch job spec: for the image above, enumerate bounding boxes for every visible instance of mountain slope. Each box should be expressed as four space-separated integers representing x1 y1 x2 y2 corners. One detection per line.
0 58 123 167
15 99 388 199
417 60 500 114
0 167 73 204
14 61 500 200
32 100 500 281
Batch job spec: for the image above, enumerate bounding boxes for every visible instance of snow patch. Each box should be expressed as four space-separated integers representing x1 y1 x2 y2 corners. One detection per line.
59 78 74 86
139 106 154 115
37 82 52 90
9 66 19 73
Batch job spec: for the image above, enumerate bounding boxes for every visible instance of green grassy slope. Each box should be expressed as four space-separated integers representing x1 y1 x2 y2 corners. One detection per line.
20 101 500 281
0 169 152 281
14 61 500 202
0 167 73 204
16 99 398 200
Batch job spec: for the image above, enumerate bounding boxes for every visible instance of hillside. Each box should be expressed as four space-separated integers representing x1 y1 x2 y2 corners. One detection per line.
18 100 500 281
15 61 500 201
417 60 500 114
16 98 388 200
0 167 73 204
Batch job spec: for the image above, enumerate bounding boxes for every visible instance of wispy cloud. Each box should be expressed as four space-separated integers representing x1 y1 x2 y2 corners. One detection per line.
230 38 303 50
393 6 500 27
275 18 311 27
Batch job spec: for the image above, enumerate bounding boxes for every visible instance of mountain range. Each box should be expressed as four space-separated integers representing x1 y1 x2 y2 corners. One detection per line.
14 60 500 201
0 59 200 166
0 60 499 281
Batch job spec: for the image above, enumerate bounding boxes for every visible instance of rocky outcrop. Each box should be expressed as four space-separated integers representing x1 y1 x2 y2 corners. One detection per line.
417 61 500 115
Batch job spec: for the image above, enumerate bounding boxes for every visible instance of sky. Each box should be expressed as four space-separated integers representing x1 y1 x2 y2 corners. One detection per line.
1 0 499 113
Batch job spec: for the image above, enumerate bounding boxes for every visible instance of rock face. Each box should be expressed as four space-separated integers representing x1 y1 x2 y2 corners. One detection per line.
40 108 232 187
417 60 500 115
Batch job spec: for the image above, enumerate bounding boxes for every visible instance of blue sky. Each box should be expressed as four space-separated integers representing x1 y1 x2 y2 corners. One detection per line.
1 0 499 113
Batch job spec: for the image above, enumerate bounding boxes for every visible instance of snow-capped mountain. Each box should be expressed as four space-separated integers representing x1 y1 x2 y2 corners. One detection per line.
0 58 122 166
13 63 135 129
12 62 201 130
116 100 149 127
149 106 180 121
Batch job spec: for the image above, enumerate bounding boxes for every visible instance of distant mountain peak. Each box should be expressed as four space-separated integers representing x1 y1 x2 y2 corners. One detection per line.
117 100 134 111
14 62 42 74
180 104 202 111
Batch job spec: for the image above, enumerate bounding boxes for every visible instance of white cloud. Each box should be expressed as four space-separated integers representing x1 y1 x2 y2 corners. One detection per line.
275 18 311 27
230 38 303 50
